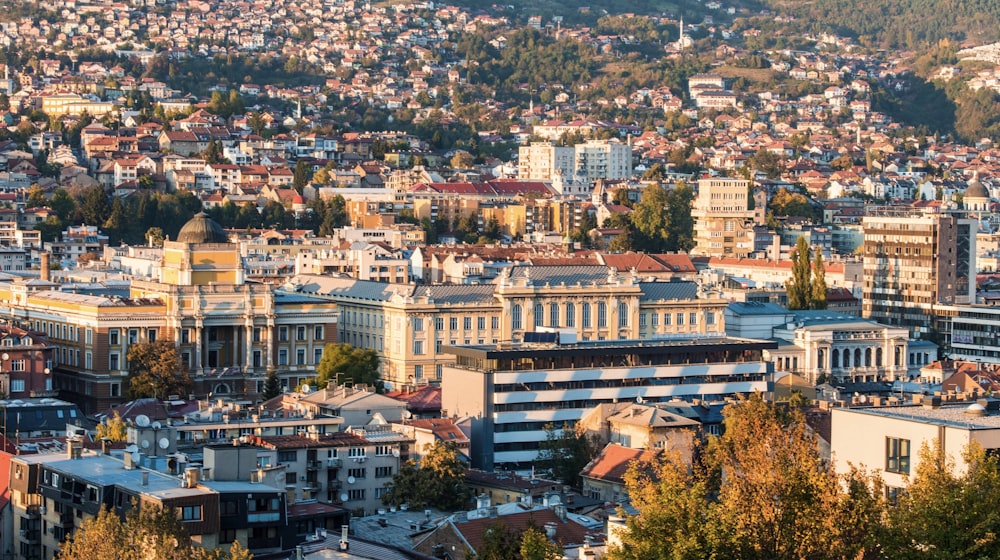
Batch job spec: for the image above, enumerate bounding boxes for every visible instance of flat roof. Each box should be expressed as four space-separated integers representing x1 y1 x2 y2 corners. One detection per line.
23 450 210 499
442 336 777 360
836 402 1000 430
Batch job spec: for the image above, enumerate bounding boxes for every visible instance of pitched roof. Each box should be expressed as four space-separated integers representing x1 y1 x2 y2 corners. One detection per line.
580 443 658 484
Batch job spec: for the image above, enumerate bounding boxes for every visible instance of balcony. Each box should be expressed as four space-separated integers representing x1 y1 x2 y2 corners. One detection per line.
326 458 342 468
57 512 74 527
307 460 321 470
26 505 41 518
20 529 41 544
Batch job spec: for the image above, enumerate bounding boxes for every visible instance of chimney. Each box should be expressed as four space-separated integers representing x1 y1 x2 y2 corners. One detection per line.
40 252 50 282
544 522 557 540
339 525 350 551
100 438 111 455
141 471 149 486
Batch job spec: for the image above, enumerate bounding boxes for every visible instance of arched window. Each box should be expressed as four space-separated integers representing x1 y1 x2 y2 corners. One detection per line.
549 303 559 326
843 349 851 368
876 348 883 367
854 348 862 367
597 302 608 328
582 303 592 328
865 348 872 367
832 349 840 368
565 303 576 328
512 304 522 330
534 303 544 327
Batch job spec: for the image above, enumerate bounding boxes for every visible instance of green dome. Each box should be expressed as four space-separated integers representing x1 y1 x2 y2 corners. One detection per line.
176 212 228 244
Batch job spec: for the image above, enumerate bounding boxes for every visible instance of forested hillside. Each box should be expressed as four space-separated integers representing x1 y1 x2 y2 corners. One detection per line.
763 0 1000 48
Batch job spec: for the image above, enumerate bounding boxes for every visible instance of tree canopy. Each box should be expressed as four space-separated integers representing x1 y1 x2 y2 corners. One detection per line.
533 423 602 489
126 339 192 399
315 343 381 390
786 236 827 310
383 441 470 510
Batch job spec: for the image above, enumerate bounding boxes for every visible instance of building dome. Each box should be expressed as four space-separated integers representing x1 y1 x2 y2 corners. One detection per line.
176 212 228 244
965 173 989 200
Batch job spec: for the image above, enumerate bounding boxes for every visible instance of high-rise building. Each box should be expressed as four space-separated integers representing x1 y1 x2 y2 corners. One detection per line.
517 140 632 187
862 205 976 337
692 177 754 258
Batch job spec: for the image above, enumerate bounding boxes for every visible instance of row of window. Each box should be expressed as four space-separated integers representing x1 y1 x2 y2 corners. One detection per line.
511 301 617 330
415 316 502 332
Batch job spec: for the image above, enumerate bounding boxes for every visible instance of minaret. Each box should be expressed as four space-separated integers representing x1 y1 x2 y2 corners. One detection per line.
679 16 684 50
296 98 302 120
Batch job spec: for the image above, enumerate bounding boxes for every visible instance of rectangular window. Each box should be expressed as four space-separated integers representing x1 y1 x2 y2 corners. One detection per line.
314 348 323 364
478 317 485 330
347 489 365 501
296 349 306 365
278 450 297 463
664 313 671 326
651 313 659 327
348 468 366 478
86 351 92 369
464 317 472 330
435 317 444 331
86 329 92 345
413 340 424 355
109 353 119 371
676 313 684 326
128 329 139 344
706 311 716 325
297 326 306 341
253 327 262 342
375 466 393 478
181 329 190 344
11 360 24 371
886 437 910 474
278 327 288 342
414 365 423 380
689 312 697 325
278 349 288 366
109 329 119 346
639 313 647 328
147 329 157 343
314 326 323 340
181 506 202 521
449 317 458 330
491 316 499 329
413 318 423 332
10 379 24 392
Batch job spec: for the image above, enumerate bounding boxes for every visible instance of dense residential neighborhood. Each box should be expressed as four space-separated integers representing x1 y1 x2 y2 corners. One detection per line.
0 0 998 558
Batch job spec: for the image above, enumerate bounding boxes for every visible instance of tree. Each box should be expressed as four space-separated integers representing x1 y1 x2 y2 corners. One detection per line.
631 183 669 251
26 184 47 208
96 411 128 442
665 181 695 252
50 188 77 221
80 185 111 227
811 250 828 310
58 504 190 560
315 343 380 389
475 521 523 560
533 422 601 489
786 236 812 310
146 227 165 247
450 151 474 169
608 396 885 560
262 367 281 400
292 160 311 192
520 527 563 560
384 441 470 510
882 441 1000 559
127 339 191 399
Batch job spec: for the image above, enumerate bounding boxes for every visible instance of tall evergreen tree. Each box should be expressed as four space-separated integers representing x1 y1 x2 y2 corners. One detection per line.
811 250 828 310
787 236 812 310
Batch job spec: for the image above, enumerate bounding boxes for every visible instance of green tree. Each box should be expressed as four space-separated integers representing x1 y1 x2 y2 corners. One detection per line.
292 160 311 193
80 185 111 227
262 367 281 400
811 250 828 310
384 441 470 510
882 441 1000 559
50 188 77 221
126 339 191 399
665 181 696 252
315 343 380 389
26 184 47 208
533 422 602 489
787 236 812 310
475 521 523 560
630 183 670 252
520 527 563 560
146 227 165 247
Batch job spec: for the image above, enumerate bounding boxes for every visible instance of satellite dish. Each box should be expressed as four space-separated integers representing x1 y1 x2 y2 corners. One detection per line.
135 415 151 427
141 439 150 449
347 476 356 484
125 444 139 453
402 410 412 420
131 451 140 463
151 421 162 430
302 385 312 394
636 395 644 404
158 437 170 449
1 353 8 361
392 449 400 457
340 493 349 502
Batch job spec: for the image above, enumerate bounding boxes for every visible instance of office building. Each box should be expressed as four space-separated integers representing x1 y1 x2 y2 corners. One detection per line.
692 177 755 258
441 336 775 470
862 206 975 337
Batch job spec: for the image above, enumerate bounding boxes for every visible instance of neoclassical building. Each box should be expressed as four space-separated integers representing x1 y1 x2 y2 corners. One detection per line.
0 213 339 413
289 266 729 387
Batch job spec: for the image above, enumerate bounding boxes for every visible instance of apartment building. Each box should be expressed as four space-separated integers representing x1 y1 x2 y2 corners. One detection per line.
862 206 976 337
692 177 755 258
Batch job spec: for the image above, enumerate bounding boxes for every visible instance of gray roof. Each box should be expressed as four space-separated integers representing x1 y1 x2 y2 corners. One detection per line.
509 265 613 286
289 276 497 306
726 301 791 316
639 281 699 301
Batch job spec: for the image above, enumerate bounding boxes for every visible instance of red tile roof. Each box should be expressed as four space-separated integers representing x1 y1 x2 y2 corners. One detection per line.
580 443 657 484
